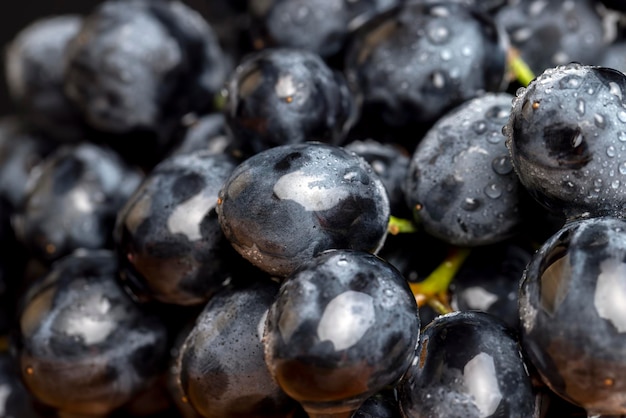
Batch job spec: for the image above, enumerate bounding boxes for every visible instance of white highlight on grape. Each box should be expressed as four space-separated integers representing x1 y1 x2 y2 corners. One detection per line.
278 280 318 344
273 170 348 211
70 187 95 213
594 258 626 333
317 290 375 351
463 352 502 418
0 384 10 417
64 297 115 345
257 309 269 343
275 74 298 99
463 287 499 312
167 192 215 241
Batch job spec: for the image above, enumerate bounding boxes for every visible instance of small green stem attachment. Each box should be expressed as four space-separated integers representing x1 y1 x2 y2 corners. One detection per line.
387 216 418 235
507 48 536 87
409 247 471 315
213 89 228 112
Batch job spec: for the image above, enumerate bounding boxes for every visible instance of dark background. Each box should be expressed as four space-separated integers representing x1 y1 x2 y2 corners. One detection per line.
0 0 214 116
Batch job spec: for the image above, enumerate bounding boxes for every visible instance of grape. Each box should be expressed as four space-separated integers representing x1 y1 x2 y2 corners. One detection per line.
505 63 626 220
405 92 522 246
495 0 607 75
398 311 536 418
12 142 143 264
2 1 626 417
263 249 419 417
16 249 169 417
216 142 390 277
176 280 297 417
4 15 86 142
344 1 508 129
519 216 626 415
223 48 356 156
114 150 237 306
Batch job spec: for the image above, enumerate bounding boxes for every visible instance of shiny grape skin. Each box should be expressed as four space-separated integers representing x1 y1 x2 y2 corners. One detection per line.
495 0 606 75
504 63 626 221
450 240 533 330
12 142 143 264
398 311 536 418
263 249 419 416
248 0 399 57
519 217 626 416
223 48 356 157
16 249 169 417
64 0 226 136
176 280 297 418
344 139 411 217
345 1 508 129
405 93 522 246
114 150 237 306
0 117 56 212
216 142 390 278
4 15 87 142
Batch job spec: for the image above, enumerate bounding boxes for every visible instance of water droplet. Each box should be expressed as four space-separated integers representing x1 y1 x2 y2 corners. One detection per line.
571 131 583 148
619 111 626 123
427 25 450 44
612 180 621 189
440 49 452 61
620 162 626 175
461 46 472 57
562 180 576 194
620 132 626 142
461 197 481 211
487 131 502 144
431 71 445 89
607 146 616 158
484 183 503 199
384 288 394 297
559 75 581 89
576 99 585 116
337 258 348 266
529 0 548 16
594 178 603 188
485 106 509 121
610 82 623 100
515 87 526 97
492 156 513 175
472 120 487 135
594 114 606 129
512 27 532 43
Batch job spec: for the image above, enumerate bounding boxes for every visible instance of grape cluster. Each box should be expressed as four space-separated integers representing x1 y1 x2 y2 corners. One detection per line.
2 1 626 417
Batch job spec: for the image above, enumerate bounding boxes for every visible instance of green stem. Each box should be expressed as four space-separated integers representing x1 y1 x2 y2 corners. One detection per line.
387 216 418 235
508 49 536 87
409 247 471 308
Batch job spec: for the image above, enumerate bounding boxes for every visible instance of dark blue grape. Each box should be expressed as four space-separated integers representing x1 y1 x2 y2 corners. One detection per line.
13 142 142 264
495 0 607 75
216 142 390 277
406 93 522 246
519 216 626 415
505 63 626 220
398 311 536 418
177 280 297 418
263 249 419 417
114 150 237 306
345 2 508 129
223 48 356 156
16 249 169 417
248 0 400 57
4 15 87 142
